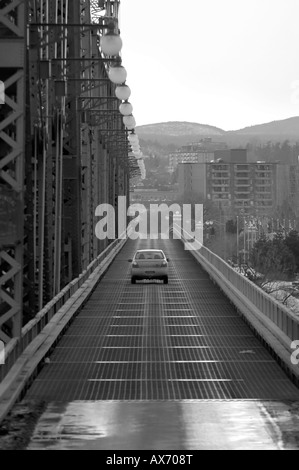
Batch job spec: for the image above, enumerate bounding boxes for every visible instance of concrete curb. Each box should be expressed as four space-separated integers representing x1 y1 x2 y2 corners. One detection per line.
0 239 126 424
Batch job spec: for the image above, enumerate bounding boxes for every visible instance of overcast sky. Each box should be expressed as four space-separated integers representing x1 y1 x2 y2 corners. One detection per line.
119 0 299 131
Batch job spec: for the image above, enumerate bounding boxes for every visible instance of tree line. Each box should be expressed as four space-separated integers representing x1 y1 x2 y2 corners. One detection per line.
249 230 299 281
247 140 299 164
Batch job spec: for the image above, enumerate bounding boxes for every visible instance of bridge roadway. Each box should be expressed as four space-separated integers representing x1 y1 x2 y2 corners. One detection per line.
19 239 299 449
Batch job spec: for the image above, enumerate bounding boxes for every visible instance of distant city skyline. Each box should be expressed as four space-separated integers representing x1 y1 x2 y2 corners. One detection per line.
119 0 299 131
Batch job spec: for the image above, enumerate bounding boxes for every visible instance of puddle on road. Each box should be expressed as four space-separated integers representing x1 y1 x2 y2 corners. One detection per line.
26 400 299 450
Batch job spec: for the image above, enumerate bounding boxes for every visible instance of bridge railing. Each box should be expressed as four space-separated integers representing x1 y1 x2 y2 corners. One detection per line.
173 224 299 380
198 244 299 339
0 236 127 382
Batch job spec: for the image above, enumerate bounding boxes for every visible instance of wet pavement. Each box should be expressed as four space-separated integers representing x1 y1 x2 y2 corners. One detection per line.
10 238 299 449
27 400 299 450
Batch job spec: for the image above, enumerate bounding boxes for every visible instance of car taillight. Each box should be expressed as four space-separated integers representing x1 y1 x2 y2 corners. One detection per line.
133 261 139 267
162 261 167 267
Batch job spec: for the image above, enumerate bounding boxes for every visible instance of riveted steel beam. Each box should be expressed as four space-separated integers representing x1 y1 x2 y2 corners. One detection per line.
0 0 26 340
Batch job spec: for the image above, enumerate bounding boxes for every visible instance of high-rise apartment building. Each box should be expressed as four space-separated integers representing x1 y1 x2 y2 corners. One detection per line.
168 138 228 172
276 162 299 216
178 149 299 217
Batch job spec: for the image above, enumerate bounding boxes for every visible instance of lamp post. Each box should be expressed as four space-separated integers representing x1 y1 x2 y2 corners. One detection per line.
217 200 227 262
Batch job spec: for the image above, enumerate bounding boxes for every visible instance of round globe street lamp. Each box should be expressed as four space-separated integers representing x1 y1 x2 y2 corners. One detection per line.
129 142 139 151
130 143 140 150
100 31 123 56
108 64 127 84
130 142 140 149
115 84 131 101
128 132 138 143
119 101 133 116
123 114 136 130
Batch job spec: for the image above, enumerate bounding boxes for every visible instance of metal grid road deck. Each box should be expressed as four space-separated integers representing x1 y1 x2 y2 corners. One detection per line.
25 239 299 401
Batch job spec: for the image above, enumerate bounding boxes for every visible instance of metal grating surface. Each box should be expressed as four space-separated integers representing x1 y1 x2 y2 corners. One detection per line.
25 239 299 401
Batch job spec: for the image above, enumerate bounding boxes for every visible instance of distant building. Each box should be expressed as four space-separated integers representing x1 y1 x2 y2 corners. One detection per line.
168 138 228 172
130 189 178 204
178 162 207 200
276 162 299 215
214 148 247 163
178 149 299 217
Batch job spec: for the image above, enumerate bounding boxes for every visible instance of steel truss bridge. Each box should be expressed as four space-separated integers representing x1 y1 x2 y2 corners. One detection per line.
0 0 139 342
1 2 299 441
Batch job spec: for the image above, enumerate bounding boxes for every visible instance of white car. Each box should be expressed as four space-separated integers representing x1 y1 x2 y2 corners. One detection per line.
129 249 169 284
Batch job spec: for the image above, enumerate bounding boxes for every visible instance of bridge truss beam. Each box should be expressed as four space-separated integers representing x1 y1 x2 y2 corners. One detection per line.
0 0 132 343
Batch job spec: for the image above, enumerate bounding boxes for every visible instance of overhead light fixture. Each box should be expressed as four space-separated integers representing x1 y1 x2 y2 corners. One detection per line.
115 84 131 101
128 132 138 143
108 64 127 84
130 142 140 149
130 141 140 148
123 114 136 130
119 101 133 116
100 31 123 56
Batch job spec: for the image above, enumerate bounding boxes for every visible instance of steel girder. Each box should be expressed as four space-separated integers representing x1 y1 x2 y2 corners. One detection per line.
0 0 132 342
27 0 70 309
0 0 26 341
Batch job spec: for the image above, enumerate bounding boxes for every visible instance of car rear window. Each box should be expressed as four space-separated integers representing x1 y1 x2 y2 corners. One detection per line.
135 251 164 260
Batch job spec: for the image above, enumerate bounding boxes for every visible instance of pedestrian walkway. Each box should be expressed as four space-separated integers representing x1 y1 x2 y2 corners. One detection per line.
25 238 299 401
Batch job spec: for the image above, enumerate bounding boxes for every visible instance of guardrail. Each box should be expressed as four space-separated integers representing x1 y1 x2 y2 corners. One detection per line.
172 223 299 382
0 236 127 383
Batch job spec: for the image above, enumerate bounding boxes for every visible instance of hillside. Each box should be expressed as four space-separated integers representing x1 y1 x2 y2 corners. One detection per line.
136 121 226 147
136 117 299 148
227 116 299 136
137 121 225 136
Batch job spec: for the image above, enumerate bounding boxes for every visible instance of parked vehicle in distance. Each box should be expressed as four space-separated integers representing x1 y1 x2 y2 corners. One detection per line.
128 249 169 284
